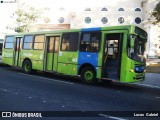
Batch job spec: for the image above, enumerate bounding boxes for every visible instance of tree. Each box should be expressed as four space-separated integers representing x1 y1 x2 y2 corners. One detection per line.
8 4 42 32
151 2 160 25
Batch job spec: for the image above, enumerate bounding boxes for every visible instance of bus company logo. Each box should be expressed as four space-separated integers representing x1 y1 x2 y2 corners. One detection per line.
0 0 16 3
1 112 43 118
2 112 11 117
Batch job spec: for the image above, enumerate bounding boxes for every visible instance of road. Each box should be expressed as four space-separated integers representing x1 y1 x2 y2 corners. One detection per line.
0 64 160 120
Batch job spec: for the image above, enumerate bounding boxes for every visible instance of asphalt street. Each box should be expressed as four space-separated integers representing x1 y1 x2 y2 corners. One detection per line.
0 64 160 120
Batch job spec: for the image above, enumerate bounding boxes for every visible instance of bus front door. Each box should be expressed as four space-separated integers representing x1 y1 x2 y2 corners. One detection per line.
46 36 60 71
14 37 22 66
102 33 123 80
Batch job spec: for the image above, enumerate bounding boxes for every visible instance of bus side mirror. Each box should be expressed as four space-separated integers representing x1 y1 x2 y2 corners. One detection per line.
129 35 135 48
130 39 134 48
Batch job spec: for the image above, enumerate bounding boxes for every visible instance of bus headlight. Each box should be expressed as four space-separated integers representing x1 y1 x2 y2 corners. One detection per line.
130 69 134 73
134 66 145 73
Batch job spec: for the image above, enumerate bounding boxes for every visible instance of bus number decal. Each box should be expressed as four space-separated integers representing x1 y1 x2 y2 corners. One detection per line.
59 52 62 56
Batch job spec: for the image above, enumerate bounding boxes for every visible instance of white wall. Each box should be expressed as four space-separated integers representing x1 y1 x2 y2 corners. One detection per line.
0 0 160 57
142 0 160 57
70 0 143 28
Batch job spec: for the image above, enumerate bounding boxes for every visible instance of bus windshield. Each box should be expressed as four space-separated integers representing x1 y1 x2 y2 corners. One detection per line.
128 35 146 62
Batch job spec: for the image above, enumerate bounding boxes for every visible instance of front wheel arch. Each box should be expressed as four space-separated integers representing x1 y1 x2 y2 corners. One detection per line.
22 59 32 74
80 66 97 85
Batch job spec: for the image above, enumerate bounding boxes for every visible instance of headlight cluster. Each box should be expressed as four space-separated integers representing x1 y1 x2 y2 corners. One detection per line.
134 66 145 73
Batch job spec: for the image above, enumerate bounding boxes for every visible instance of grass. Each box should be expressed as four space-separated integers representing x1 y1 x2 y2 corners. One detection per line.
146 63 160 73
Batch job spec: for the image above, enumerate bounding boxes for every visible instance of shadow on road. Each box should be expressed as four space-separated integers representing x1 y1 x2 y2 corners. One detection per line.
1 65 159 97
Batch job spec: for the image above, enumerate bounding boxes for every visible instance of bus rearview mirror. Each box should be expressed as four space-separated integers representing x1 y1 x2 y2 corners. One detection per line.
129 35 135 48
130 38 134 48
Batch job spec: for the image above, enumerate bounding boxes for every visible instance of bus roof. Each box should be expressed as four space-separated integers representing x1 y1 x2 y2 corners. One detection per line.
4 25 144 36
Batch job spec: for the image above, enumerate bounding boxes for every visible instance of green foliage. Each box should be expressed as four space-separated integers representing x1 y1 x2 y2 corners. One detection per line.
152 2 160 25
12 4 42 32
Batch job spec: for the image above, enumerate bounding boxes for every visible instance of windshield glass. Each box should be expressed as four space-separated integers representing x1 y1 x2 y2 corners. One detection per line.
127 35 146 62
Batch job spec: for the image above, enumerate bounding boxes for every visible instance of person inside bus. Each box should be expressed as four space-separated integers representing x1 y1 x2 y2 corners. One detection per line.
62 38 69 51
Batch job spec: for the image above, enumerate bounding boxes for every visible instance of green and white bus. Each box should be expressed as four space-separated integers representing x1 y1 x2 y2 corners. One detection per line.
2 25 147 84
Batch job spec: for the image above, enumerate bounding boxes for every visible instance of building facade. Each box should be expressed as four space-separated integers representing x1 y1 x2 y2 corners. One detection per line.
0 0 160 57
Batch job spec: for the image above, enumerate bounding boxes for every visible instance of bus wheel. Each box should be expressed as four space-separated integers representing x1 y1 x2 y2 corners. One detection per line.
81 67 97 85
22 60 32 74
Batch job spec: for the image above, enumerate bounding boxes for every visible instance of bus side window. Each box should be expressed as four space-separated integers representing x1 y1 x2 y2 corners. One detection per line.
62 38 69 51
4 36 14 49
33 35 44 50
107 40 119 59
80 34 90 52
61 32 79 51
23 35 33 50
80 32 101 52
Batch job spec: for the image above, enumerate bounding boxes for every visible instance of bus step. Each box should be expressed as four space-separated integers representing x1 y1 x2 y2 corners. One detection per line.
106 60 118 66
106 67 117 73
107 73 118 80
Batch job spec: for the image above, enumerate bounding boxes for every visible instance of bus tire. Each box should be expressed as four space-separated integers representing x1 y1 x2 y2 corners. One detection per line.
81 67 97 85
22 60 32 74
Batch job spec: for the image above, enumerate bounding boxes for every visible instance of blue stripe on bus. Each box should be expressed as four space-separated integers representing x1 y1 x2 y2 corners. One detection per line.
78 52 98 70
81 27 101 32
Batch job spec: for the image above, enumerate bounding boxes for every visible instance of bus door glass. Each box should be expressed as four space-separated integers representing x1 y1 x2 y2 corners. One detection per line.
103 33 123 80
46 36 60 71
14 37 22 66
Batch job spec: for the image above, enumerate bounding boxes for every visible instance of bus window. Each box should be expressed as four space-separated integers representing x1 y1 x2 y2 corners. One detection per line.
61 32 79 51
106 40 118 59
4 36 14 49
48 37 54 52
127 35 146 62
33 35 44 50
23 35 33 49
80 32 101 52
47 36 60 53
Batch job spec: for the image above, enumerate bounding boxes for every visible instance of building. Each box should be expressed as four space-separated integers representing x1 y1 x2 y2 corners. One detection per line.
142 0 160 58
0 0 160 58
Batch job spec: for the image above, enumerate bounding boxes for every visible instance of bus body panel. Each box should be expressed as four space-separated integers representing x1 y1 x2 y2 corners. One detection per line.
20 50 44 71
78 52 98 69
46 53 53 71
2 49 14 65
81 27 101 32
122 59 145 83
46 52 59 71
57 51 78 75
